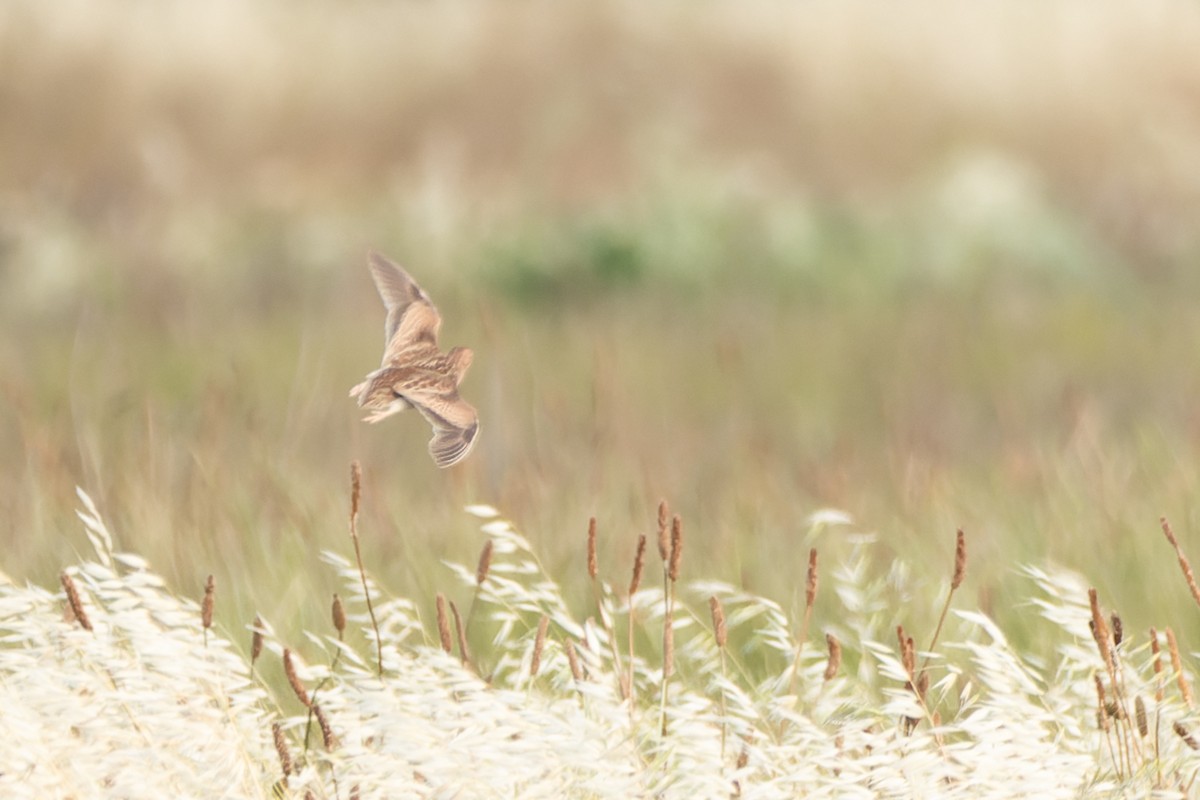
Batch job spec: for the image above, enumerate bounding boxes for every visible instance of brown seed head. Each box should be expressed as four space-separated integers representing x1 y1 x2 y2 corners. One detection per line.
824 633 842 681
475 539 494 586
332 594 346 638
657 499 670 561
1135 695 1148 738
587 517 598 581
1175 720 1200 750
272 721 294 778
313 703 338 751
668 515 683 582
251 615 264 665
283 649 310 708
805 548 819 609
1162 516 1200 610
201 574 215 631
1150 627 1164 702
952 529 966 590
350 461 363 524
60 571 93 632
916 670 929 702
531 615 550 677
564 638 583 681
629 534 647 597
1110 613 1122 648
709 596 727 648
1166 627 1193 708
1088 588 1112 668
435 594 452 653
1094 672 1109 730
449 600 469 665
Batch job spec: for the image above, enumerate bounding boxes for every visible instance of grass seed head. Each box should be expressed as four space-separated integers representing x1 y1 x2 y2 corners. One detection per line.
531 615 550 677
657 499 670 561
201 574 214 631
709 596 727 648
272 721 293 779
313 703 338 751
1175 720 1200 750
952 529 966 590
435 594 452 653
251 614 264 665
60 571 93 632
1136 695 1148 737
629 534 647 596
824 633 842 681
450 599 469 665
1110 612 1122 648
564 638 583 681
587 517 598 580
350 460 362 524
1166 626 1193 708
806 548 819 609
475 539 494 586
1161 516 1200 610
283 648 310 708
332 594 346 638
1088 588 1112 668
668 515 683 582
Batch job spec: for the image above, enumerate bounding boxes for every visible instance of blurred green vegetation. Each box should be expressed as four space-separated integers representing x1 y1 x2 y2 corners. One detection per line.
4 0 1200 658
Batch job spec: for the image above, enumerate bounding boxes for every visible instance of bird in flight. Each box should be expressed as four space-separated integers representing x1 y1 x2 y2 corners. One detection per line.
348 251 479 468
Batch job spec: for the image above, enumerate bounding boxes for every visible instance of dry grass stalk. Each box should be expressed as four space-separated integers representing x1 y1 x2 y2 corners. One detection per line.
789 548 819 697
710 595 729 759
435 593 453 654
660 602 675 737
332 594 346 640
1165 627 1193 708
250 615 264 667
1161 516 1200 610
627 533 647 705
348 461 383 677
531 615 549 677
283 648 311 708
587 517 598 580
450 600 470 667
272 721 294 781
312 703 338 751
201 574 215 644
824 634 842 682
60 571 93 632
922 529 966 674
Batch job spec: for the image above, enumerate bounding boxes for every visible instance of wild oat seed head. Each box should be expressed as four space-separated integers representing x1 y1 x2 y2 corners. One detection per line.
60 571 93 632
587 517 598 581
629 534 647 596
668 515 683 582
201 574 215 630
805 548 819 609
283 648 310 708
952 529 966 590
332 594 346 637
475 539 494 586
709 596 727 648
824 633 842 681
531 615 550 677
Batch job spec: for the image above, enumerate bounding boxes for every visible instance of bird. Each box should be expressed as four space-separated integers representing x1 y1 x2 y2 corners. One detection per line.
348 251 479 468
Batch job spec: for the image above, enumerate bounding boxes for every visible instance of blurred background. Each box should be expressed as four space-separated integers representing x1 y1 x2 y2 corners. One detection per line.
4 0 1200 647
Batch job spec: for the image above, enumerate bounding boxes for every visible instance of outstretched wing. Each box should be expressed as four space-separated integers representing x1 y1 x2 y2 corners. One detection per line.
367 250 442 364
406 390 479 468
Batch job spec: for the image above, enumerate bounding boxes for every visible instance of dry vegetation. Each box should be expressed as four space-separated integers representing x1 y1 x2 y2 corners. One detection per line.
7 1 1200 794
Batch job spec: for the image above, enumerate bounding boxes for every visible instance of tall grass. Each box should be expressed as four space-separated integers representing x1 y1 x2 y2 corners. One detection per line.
5 486 1200 797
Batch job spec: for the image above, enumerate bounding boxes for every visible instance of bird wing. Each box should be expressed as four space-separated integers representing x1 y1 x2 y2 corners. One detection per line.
367 251 442 364
406 390 479 468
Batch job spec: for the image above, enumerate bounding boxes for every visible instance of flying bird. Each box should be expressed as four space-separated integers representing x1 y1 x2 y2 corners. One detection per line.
349 251 479 468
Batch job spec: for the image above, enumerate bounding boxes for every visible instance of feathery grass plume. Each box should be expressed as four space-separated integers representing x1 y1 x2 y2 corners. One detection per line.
923 529 966 674
283 648 311 708
1136 696 1148 738
332 594 346 640
348 460 382 677
668 515 683 583
789 548 818 697
1161 516 1200 610
313 703 338 751
251 614 264 667
1165 627 1193 708
60 570 93 632
201 574 214 645
435 593 453 654
531 615 550 677
272 721 294 782
587 517 598 581
564 638 583 682
824 633 842 682
1174 721 1200 751
450 600 470 668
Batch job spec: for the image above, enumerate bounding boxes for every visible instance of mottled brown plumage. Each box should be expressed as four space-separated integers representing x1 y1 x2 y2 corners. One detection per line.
349 251 479 468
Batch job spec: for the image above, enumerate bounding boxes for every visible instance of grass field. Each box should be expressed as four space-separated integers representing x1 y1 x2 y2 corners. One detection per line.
5 1 1200 794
